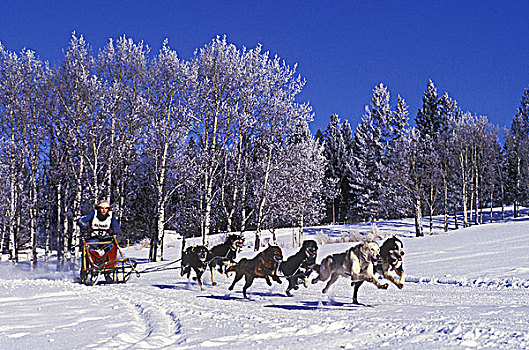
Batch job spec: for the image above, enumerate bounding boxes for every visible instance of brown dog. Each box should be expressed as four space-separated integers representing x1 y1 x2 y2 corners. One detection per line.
227 245 283 298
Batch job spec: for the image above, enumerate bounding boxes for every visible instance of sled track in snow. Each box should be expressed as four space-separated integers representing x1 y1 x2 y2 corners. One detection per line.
406 275 529 290
101 286 185 348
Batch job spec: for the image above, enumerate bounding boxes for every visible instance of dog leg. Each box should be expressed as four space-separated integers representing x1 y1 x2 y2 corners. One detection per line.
285 278 295 296
228 271 243 291
311 267 327 285
351 281 364 304
210 266 217 286
383 271 405 289
265 276 272 286
180 264 186 277
322 273 340 294
362 272 388 290
195 269 205 291
242 276 255 299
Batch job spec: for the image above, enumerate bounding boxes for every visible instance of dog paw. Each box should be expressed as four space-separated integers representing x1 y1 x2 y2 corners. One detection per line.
397 283 404 289
379 283 389 290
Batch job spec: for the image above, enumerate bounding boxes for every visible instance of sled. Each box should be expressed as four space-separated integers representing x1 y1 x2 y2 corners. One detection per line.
80 235 137 285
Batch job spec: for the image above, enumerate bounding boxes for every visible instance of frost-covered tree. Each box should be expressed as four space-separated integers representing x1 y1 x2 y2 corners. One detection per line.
143 41 194 262
348 113 383 222
381 94 410 219
52 33 104 268
390 128 426 236
414 81 447 233
320 114 354 223
349 84 409 222
0 46 44 263
189 37 312 248
504 89 529 217
273 121 324 246
96 36 149 234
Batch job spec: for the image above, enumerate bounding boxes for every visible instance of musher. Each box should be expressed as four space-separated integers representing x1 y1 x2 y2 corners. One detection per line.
77 199 121 282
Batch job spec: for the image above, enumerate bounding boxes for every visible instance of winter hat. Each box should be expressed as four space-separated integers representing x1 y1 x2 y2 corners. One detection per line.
95 199 111 210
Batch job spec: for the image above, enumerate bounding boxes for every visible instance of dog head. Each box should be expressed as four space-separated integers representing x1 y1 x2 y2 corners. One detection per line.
226 234 245 251
360 241 381 266
301 240 318 259
193 245 209 262
381 236 405 268
263 245 283 264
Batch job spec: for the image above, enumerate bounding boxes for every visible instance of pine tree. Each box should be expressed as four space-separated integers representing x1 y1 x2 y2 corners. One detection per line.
348 113 383 222
504 89 529 216
320 114 354 223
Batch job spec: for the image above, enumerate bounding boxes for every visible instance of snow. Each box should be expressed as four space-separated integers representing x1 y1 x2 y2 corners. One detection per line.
2 211 529 349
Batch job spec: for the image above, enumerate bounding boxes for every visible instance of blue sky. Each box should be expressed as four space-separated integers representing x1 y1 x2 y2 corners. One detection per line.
1 1 528 133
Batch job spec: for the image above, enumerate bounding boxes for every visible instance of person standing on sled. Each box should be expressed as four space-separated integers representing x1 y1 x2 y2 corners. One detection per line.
77 199 121 282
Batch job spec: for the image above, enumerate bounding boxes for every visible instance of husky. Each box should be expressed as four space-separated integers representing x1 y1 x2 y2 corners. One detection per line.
311 241 388 294
181 245 209 291
279 240 318 296
352 236 405 304
208 234 245 285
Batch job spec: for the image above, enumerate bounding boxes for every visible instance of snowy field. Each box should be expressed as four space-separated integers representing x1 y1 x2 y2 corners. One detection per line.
1 209 529 349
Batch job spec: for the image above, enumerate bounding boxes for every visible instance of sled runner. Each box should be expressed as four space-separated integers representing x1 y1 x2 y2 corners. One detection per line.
80 235 137 285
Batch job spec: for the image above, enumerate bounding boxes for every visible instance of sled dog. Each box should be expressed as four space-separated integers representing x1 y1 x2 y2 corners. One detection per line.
181 245 209 291
352 236 405 304
208 234 245 285
227 245 283 298
279 240 318 296
311 241 388 293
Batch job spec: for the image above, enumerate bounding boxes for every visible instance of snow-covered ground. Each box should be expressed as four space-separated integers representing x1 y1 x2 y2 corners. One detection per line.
1 209 529 349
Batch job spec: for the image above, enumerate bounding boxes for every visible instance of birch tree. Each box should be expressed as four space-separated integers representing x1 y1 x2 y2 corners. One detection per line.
97 36 149 236
0 44 28 263
143 40 194 262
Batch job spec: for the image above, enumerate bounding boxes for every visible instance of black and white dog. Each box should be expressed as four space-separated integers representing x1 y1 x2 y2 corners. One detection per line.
351 236 405 304
208 234 245 285
279 240 319 296
181 245 209 291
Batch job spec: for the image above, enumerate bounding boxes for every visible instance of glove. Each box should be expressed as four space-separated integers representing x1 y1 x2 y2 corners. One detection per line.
107 227 114 235
87 226 94 233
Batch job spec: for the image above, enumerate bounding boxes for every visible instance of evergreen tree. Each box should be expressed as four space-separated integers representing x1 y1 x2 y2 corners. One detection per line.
504 89 529 216
320 114 354 223
348 113 383 221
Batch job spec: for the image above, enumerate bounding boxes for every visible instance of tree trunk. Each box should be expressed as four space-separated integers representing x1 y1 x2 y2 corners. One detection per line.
56 183 64 270
453 205 459 230
298 214 304 247
255 147 274 250
460 151 468 228
30 162 38 269
429 186 434 234
490 191 494 223
443 176 448 232
414 196 423 237
8 127 18 264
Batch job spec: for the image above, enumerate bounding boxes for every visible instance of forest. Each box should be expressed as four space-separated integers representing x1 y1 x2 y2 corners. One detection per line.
1 34 528 267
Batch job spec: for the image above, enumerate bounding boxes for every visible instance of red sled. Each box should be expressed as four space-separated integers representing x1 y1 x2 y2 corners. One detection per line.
80 235 137 285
